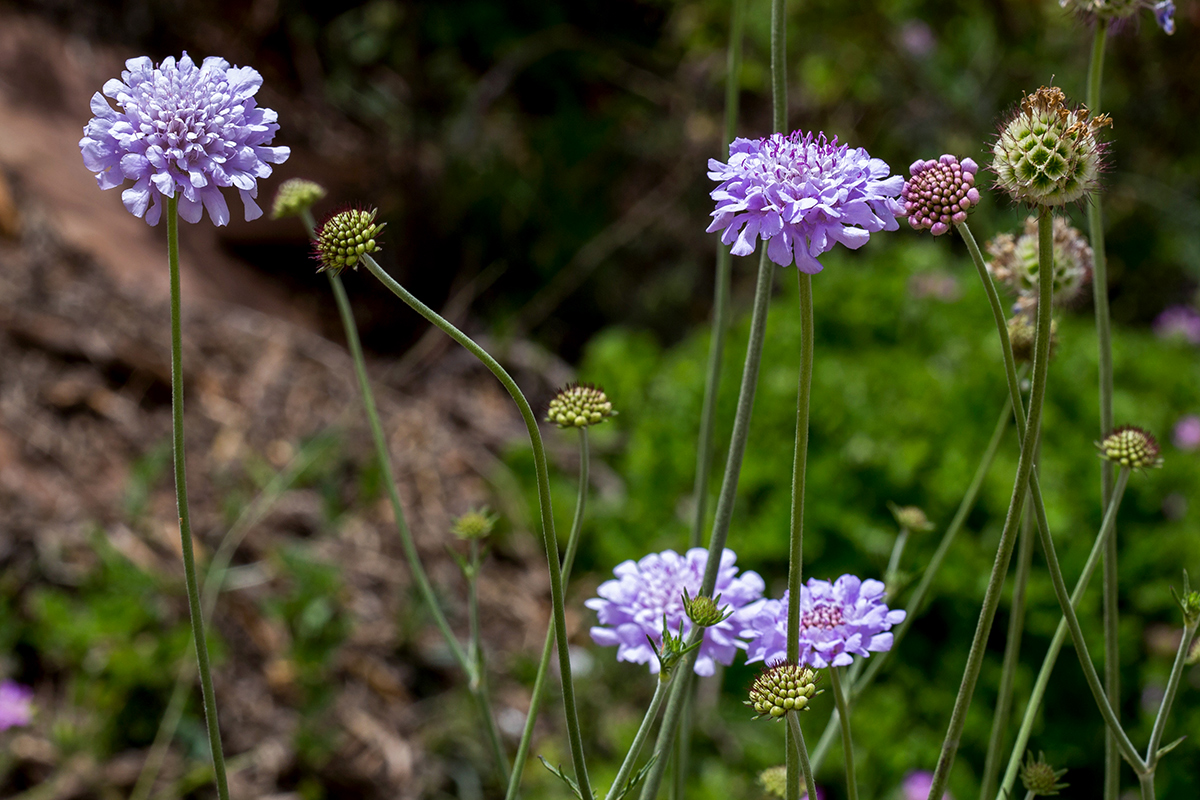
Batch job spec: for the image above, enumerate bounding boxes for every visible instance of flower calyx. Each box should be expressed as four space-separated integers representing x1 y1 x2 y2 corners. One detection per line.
1096 425 1164 470
271 178 327 220
451 507 499 541
545 383 616 429
1019 751 1069 796
649 619 701 683
312 206 386 275
748 661 821 719
887 501 934 532
1171 570 1200 628
682 589 732 628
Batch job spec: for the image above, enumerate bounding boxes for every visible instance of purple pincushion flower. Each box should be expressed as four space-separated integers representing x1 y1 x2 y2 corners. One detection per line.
742 575 905 668
0 680 33 731
1174 415 1200 451
80 53 290 227
1153 305 1200 345
585 548 764 676
902 770 952 800
901 155 981 236
706 132 903 274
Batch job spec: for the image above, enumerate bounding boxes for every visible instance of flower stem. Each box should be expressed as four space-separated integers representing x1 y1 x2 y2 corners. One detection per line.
978 498 1035 800
166 195 231 800
1086 20 1120 800
787 271 814 664
1137 618 1199 799
786 712 820 800
359 254 589 798
326 269 509 779
994 465 1131 800
810 391 1015 773
505 427 590 800
830 667 858 800
925 208 1056 800
604 676 672 800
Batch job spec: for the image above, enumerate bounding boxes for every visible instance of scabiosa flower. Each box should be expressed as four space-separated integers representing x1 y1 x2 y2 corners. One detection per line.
902 770 953 800
992 86 1111 207
706 131 903 273
747 661 820 718
987 216 1094 307
585 548 764 676
742 575 906 668
1174 415 1200 451
901 154 981 235
1153 305 1200 345
1060 0 1176 34
0 680 33 730
1097 425 1164 469
80 53 290 226
545 383 616 428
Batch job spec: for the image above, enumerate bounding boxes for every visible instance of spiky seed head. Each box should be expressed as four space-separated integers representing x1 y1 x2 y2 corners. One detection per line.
1097 425 1164 470
682 589 731 628
901 154 982 235
1007 313 1058 364
748 662 820 719
312 206 386 275
545 383 616 428
992 86 1111 207
271 178 327 220
988 216 1094 306
888 502 934 532
1020 751 1069 796
451 507 498 540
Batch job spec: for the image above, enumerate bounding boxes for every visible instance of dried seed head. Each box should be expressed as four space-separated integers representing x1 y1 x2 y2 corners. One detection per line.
748 662 820 719
992 86 1111 207
901 154 982 235
1097 425 1164 470
1020 751 1069 796
545 383 616 428
1007 313 1058 364
271 178 327 220
312 206 386 275
987 216 1094 307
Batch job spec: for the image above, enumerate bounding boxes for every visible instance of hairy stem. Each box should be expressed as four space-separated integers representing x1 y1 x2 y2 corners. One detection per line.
787 712 820 800
830 667 858 800
605 677 672 800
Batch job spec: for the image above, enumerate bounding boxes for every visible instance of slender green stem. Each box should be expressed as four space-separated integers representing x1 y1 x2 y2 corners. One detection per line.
360 254 588 796
1086 21 1119 800
506 427 590 800
605 677 673 800
327 270 509 779
786 713 819 800
1031 470 1145 771
884 527 909 591
166 195 230 800
468 539 482 673
811 392 1015 773
926 208 1056 800
829 668 857 800
1146 618 1197 762
995 467 1131 800
979 499 1035 800
958 223 1023 413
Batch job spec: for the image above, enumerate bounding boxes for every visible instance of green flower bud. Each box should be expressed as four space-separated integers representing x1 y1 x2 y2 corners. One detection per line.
1171 571 1200 628
682 589 731 628
312 206 387 275
451 507 498 540
270 178 327 220
545 383 617 429
748 662 820 720
1096 425 1164 470
1020 751 1068 796
887 502 934 532
992 86 1111 207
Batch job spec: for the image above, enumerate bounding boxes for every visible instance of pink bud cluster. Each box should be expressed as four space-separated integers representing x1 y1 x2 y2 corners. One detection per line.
901 154 981 236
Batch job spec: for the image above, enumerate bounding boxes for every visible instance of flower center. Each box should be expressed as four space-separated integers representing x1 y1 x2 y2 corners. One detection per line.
800 602 845 630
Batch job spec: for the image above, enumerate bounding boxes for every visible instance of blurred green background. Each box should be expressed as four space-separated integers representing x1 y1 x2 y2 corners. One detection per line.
5 0 1200 798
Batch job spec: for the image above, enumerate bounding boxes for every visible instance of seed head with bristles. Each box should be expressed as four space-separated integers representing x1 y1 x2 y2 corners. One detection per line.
747 661 820 719
545 383 616 429
271 178 327 220
992 86 1111 207
311 205 386 275
1020 751 1069 796
1097 425 1164 470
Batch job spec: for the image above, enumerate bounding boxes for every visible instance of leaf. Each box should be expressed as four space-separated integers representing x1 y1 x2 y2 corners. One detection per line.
1156 735 1187 760
538 756 585 800
610 754 658 800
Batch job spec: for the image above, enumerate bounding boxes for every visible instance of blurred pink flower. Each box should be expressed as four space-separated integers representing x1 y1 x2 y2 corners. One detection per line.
0 680 33 730
1173 415 1200 451
1153 305 1200 345
903 770 952 800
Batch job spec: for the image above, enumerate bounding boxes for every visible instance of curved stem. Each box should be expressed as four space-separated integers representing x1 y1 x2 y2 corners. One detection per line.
166 195 231 800
506 427 590 800
979 498 1035 800
830 668 857 800
359 254 589 796
1146 617 1198 764
811 391 1015 774
925 208 1056 800
605 677 672 800
786 712 820 800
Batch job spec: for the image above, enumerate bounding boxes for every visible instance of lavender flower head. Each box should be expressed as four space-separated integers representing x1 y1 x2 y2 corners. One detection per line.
742 575 905 668
586 548 764 676
901 155 981 236
1174 415 1200 451
80 53 290 226
707 132 903 273
0 680 33 730
1153 305 1200 345
902 770 952 800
